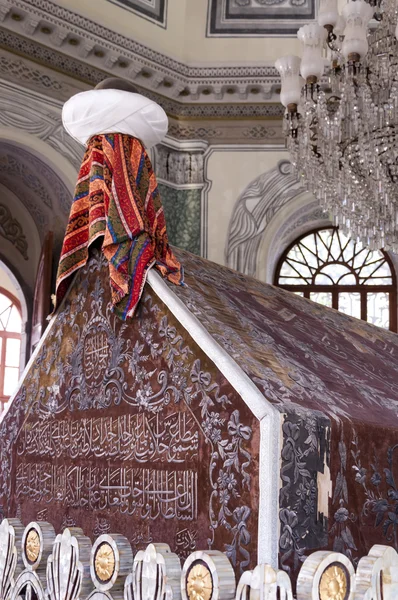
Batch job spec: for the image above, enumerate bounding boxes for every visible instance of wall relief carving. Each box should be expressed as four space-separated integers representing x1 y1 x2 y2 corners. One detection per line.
225 160 304 276
0 143 73 246
154 145 205 186
0 202 28 259
0 84 83 172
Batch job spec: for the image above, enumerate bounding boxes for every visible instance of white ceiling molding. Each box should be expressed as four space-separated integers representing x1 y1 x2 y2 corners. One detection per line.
0 0 284 104
0 27 285 123
0 46 284 144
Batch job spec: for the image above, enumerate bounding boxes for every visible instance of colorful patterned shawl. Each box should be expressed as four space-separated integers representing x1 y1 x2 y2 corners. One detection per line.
55 134 183 319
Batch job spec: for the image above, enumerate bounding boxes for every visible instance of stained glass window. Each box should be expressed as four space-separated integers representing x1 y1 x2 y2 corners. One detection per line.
0 288 22 409
275 228 397 332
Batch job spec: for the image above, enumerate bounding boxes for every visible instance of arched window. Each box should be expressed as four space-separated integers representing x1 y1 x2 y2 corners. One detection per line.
274 227 397 332
0 288 22 409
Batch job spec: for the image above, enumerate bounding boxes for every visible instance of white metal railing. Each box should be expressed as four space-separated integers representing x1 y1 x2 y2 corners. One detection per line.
0 518 396 600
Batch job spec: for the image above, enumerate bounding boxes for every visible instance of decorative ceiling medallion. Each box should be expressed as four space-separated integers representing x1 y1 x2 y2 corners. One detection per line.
25 528 41 565
207 0 316 36
319 563 350 600
94 542 116 583
186 561 213 600
107 0 167 27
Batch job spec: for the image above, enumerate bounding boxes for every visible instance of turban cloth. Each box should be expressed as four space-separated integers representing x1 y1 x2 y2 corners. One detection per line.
55 133 183 319
62 89 168 149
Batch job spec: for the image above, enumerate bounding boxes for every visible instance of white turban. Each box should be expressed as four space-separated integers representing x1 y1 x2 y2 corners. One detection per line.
62 89 168 148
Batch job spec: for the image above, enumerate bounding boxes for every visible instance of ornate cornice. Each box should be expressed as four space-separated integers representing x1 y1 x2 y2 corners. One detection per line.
167 119 283 144
0 48 284 147
0 0 283 103
0 30 284 125
0 45 89 102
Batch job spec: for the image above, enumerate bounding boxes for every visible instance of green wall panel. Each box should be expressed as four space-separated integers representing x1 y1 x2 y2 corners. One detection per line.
159 183 202 255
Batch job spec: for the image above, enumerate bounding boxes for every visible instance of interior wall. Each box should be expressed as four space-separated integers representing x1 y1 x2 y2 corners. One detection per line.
204 146 289 267
51 0 301 65
0 81 79 361
0 181 41 369
0 184 42 292
257 192 331 283
184 2 301 65
53 0 187 62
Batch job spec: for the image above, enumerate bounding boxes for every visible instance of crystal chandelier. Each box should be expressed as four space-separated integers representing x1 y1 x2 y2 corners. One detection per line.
275 0 398 251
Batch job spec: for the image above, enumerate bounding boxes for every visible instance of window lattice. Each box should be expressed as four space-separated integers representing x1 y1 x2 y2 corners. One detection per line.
0 288 22 408
275 228 397 332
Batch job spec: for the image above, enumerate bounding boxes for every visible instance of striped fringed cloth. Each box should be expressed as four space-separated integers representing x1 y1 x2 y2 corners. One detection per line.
55 133 183 319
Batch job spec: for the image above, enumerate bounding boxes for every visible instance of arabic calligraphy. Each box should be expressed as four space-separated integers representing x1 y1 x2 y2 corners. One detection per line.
83 331 110 383
175 528 197 558
16 464 198 520
17 413 199 463
130 523 153 552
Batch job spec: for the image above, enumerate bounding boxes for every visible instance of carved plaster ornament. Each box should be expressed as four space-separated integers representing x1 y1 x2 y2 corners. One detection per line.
22 523 56 572
46 528 92 600
2 519 398 600
128 544 181 600
0 519 24 600
355 545 398 600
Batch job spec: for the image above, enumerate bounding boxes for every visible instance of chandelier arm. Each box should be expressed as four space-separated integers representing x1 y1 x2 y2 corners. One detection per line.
326 29 340 53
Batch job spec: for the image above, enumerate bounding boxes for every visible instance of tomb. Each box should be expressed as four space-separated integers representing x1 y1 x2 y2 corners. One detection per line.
1 246 398 581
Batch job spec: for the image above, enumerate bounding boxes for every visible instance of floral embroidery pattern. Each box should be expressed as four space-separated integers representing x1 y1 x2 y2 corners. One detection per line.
330 435 357 561
352 434 398 550
279 412 329 573
0 250 254 573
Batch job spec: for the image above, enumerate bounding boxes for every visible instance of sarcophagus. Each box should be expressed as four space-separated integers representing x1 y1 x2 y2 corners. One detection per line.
1 247 398 580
